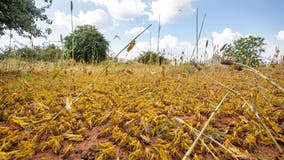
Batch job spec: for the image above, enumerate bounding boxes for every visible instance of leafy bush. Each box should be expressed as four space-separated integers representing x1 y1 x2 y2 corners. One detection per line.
37 45 62 62
222 35 265 67
0 48 12 60
136 51 168 65
16 47 37 60
64 25 109 63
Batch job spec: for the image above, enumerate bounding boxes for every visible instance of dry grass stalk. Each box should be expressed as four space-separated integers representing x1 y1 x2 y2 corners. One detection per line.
251 86 257 115
175 117 239 159
205 40 209 48
194 65 283 154
162 66 165 77
221 60 242 71
105 66 108 76
233 65 243 71
236 62 284 93
127 40 136 52
65 97 71 112
191 60 202 71
221 60 234 65
200 139 220 160
219 44 227 52
221 60 284 93
182 92 229 160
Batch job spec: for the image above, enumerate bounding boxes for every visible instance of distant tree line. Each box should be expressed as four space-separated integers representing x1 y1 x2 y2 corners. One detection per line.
0 0 276 67
0 44 62 62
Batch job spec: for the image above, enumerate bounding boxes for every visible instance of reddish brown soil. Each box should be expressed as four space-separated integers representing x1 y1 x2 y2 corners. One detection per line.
31 124 128 160
252 145 284 159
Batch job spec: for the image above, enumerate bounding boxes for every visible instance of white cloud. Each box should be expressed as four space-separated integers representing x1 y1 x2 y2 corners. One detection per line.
0 30 51 49
277 30 284 40
125 27 147 36
148 0 194 24
263 42 276 59
88 0 147 20
54 11 70 28
0 33 29 49
54 9 115 32
160 35 191 49
77 0 88 2
211 28 242 47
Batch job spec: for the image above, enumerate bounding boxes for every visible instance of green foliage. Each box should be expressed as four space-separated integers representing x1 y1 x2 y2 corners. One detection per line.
222 35 265 66
64 25 109 63
37 45 62 61
16 47 37 60
0 0 52 37
0 48 12 60
1 45 62 61
136 51 168 65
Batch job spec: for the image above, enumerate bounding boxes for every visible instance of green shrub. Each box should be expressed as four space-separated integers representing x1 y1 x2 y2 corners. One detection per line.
222 35 265 67
136 51 168 65
38 45 62 62
64 25 109 63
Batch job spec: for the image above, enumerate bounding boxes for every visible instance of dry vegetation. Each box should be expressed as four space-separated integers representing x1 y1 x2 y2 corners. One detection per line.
0 59 284 160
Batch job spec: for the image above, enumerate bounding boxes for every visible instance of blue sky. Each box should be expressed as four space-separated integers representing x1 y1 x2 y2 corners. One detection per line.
1 0 284 61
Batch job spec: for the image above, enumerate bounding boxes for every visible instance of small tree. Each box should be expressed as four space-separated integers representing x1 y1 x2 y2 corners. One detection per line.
64 25 109 63
136 51 168 65
222 35 265 66
0 0 52 37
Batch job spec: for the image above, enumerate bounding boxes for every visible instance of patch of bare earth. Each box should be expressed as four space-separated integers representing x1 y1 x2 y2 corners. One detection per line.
252 145 284 159
32 124 122 160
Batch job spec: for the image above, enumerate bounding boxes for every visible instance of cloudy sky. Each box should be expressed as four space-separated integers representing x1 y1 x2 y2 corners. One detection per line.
1 0 284 61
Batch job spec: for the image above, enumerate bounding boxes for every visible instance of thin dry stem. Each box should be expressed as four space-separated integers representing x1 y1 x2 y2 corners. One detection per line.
200 139 220 160
182 92 229 160
199 69 283 154
236 62 284 93
175 117 239 159
70 24 152 105
190 59 282 155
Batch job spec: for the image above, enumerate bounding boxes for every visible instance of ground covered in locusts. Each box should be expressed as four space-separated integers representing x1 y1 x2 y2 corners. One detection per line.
0 59 284 160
